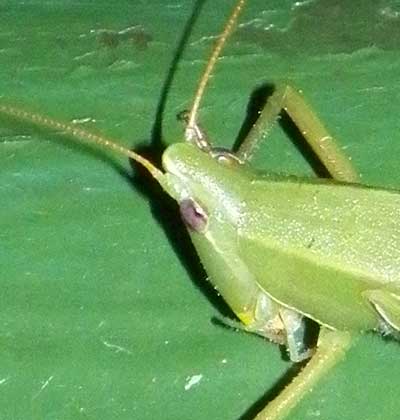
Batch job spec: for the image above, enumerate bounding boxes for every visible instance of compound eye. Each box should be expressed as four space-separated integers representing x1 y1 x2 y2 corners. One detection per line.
179 198 208 233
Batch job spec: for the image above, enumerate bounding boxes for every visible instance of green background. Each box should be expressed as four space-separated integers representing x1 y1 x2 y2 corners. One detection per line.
1 0 400 419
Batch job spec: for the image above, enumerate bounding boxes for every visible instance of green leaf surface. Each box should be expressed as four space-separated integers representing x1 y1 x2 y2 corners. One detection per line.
1 1 400 419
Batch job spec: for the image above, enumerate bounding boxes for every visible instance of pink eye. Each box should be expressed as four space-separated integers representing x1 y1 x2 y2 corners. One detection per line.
179 199 208 233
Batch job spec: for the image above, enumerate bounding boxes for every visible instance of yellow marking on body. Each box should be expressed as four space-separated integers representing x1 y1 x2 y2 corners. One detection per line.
236 311 255 326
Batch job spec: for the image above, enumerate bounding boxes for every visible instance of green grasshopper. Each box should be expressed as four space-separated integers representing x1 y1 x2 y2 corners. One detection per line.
1 0 400 418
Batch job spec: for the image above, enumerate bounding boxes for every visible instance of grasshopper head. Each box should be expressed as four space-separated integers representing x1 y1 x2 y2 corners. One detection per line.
162 142 249 233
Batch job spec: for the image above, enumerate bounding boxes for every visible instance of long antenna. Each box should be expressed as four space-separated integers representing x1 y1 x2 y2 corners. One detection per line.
0 104 168 188
186 0 247 133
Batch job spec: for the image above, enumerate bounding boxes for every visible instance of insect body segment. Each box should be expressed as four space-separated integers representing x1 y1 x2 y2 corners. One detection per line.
164 142 320 362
